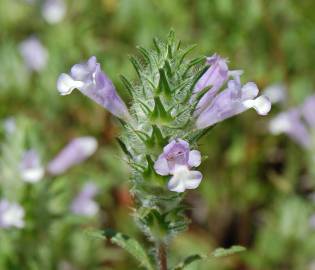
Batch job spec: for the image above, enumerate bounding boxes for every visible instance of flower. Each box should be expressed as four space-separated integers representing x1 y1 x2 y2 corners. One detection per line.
41 0 66 24
193 54 245 116
0 200 25 229
269 109 311 148
196 73 271 129
20 150 44 183
47 137 98 175
71 182 99 216
194 54 229 95
302 95 315 129
154 139 202 192
262 83 287 104
57 56 130 120
3 117 16 135
19 37 48 72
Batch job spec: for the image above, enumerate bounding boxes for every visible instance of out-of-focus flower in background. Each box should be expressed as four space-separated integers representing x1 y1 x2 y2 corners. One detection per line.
47 137 98 175
19 36 48 72
57 56 131 121
263 84 287 104
0 200 25 229
269 95 315 149
71 182 99 217
20 149 44 183
3 117 16 135
41 0 66 24
269 109 310 148
301 95 315 129
154 139 202 192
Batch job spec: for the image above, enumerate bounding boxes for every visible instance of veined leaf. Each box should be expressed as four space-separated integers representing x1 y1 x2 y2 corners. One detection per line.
103 229 154 270
172 245 246 270
211 245 246 258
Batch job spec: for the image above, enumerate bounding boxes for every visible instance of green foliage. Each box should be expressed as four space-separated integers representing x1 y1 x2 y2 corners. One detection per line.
118 32 209 243
104 228 154 270
172 245 246 269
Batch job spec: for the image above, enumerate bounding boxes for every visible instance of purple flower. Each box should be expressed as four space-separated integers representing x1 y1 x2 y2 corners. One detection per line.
0 200 25 229
154 139 202 193
269 109 311 148
194 54 229 95
19 37 48 72
47 137 98 176
193 55 230 114
57 56 130 120
71 182 99 216
20 150 44 183
196 73 271 129
302 95 315 129
42 0 66 24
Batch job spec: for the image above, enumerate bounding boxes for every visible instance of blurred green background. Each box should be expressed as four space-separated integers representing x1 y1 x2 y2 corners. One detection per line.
1 0 315 269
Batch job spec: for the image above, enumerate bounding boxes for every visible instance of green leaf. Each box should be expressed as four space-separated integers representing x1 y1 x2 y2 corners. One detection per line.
137 46 152 65
116 138 132 158
103 229 154 270
157 68 172 97
211 245 246 258
172 246 246 270
129 56 142 79
173 254 205 270
120 75 134 97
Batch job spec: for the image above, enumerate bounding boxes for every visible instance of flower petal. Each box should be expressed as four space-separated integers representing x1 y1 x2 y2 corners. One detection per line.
56 73 84 95
154 156 170 176
184 170 203 189
242 95 271 115
167 165 203 192
167 174 186 193
70 56 97 81
188 150 201 167
241 82 259 100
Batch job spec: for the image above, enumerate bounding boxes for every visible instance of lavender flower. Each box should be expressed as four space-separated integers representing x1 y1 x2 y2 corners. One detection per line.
154 139 202 193
263 84 287 104
193 54 246 115
269 109 311 148
19 37 48 72
302 95 315 129
57 56 130 120
0 200 25 229
71 182 99 216
47 137 98 175
42 0 66 24
196 73 271 129
194 54 229 95
20 150 44 183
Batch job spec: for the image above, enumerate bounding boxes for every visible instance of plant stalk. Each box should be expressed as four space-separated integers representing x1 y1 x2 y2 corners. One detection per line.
157 242 167 270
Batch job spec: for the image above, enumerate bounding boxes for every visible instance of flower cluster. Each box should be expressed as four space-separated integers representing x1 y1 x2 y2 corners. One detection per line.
57 52 270 195
54 34 272 267
193 55 271 129
0 136 99 229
